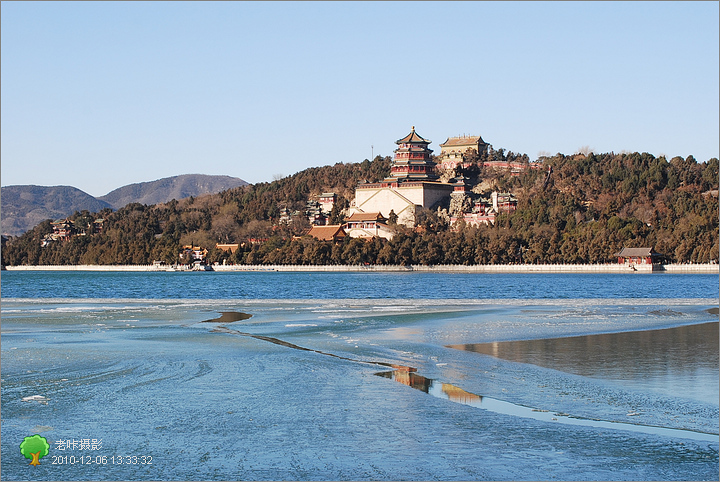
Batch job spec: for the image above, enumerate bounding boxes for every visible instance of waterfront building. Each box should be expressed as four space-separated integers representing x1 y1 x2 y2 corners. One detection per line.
180 245 208 263
615 247 663 266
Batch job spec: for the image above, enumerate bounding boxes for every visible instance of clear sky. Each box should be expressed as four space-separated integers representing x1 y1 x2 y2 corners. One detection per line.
2 1 718 197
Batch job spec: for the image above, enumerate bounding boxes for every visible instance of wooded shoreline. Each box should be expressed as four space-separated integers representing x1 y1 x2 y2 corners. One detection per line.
4 263 717 273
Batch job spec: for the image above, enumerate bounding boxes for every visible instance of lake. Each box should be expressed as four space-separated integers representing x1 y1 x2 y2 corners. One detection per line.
1 271 718 480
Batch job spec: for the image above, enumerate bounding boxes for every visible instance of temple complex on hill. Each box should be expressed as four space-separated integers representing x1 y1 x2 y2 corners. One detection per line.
299 126 528 238
349 127 454 227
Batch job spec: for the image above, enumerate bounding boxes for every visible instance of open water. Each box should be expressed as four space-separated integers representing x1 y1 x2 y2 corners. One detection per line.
1 271 718 480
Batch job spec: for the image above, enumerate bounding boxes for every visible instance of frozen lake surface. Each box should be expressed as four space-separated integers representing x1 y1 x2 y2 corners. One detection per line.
1 272 718 480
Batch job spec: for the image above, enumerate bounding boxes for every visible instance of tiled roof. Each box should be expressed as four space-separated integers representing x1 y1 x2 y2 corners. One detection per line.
345 212 386 223
614 247 660 257
440 135 486 148
307 225 347 241
396 126 430 145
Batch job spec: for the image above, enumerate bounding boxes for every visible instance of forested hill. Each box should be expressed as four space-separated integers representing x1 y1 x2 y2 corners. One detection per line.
2 151 717 267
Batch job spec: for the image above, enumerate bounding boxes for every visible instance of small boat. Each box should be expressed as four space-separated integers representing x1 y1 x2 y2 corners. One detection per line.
191 261 214 271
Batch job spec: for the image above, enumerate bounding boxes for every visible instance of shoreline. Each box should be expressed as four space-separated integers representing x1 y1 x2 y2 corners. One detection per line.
3 263 718 273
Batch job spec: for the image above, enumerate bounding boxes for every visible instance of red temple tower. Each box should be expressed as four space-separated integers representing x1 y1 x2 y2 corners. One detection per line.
387 126 438 182
352 126 453 227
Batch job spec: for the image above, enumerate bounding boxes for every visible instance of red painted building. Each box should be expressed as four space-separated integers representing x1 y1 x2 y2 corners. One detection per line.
387 126 438 183
615 247 662 265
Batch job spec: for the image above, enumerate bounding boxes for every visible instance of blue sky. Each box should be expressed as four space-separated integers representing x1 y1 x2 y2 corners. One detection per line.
2 1 718 197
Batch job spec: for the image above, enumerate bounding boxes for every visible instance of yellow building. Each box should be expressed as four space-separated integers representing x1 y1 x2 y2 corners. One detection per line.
438 135 488 170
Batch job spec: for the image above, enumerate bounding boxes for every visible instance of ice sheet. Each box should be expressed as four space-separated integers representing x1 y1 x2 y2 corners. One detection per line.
2 298 718 481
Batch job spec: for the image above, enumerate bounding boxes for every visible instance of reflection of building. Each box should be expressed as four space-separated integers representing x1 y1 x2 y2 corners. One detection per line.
381 370 483 406
391 370 433 392
343 212 395 240
438 135 488 170
351 127 454 227
441 383 483 404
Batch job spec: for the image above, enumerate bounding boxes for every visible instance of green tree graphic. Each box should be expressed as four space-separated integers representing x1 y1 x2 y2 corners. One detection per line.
20 434 49 466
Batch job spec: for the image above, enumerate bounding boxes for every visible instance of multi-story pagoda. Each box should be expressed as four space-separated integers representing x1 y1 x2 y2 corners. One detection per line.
350 127 453 227
387 126 438 182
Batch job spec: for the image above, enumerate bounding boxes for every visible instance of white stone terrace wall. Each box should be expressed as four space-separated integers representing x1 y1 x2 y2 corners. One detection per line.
5 263 717 273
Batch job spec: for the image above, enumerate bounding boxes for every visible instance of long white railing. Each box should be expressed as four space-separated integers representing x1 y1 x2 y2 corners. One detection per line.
4 263 717 273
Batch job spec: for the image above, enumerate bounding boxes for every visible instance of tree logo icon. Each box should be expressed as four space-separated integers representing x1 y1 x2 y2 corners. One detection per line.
20 434 50 466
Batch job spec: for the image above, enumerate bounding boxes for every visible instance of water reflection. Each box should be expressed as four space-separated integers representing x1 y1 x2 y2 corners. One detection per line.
447 322 719 405
377 370 483 405
375 370 718 442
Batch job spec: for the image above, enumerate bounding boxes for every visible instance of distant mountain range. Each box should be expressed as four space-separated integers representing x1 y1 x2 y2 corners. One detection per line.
1 186 113 238
1 174 248 236
97 174 248 209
